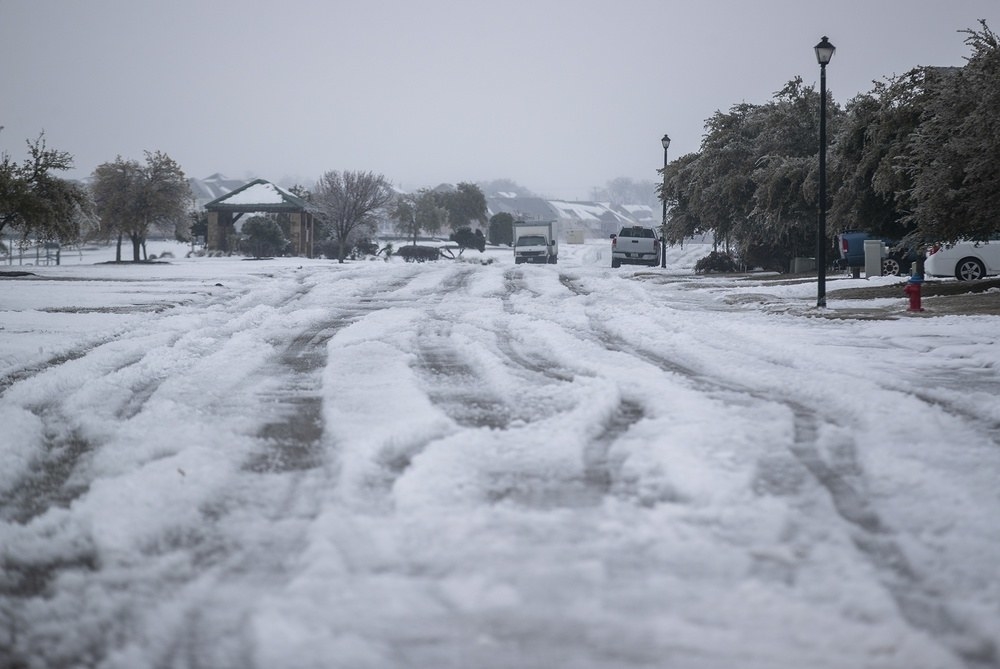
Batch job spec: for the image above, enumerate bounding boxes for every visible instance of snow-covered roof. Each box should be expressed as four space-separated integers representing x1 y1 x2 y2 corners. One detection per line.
204 178 310 211
548 200 631 224
621 204 654 214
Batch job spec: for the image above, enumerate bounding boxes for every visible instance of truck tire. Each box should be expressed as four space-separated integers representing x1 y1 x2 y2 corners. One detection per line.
611 258 621 268
882 257 902 276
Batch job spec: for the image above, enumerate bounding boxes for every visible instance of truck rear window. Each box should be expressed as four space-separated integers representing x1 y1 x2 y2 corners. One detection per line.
618 227 655 238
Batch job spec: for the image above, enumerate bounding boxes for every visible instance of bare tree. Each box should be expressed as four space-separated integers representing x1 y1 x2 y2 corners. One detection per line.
313 170 393 263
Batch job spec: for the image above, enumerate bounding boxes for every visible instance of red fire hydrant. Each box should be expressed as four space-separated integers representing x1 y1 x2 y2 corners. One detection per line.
904 277 924 312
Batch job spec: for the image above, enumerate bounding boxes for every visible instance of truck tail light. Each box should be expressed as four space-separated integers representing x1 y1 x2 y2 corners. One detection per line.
841 237 849 255
612 237 617 249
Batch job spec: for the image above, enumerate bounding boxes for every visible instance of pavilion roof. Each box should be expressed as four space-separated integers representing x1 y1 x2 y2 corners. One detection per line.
204 178 312 213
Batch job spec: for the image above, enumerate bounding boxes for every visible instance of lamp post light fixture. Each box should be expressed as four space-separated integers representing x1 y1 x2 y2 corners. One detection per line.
814 36 835 307
660 133 670 268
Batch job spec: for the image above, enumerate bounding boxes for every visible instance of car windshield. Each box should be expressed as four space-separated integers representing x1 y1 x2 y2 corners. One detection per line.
516 235 547 247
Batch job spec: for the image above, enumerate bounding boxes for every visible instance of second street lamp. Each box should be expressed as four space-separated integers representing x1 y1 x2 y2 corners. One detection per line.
815 36 835 308
660 133 670 268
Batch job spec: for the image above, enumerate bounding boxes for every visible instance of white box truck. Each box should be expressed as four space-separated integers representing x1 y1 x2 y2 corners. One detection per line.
513 221 559 264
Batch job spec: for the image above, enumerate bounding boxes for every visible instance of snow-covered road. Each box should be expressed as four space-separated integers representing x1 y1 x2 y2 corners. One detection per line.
2 243 998 668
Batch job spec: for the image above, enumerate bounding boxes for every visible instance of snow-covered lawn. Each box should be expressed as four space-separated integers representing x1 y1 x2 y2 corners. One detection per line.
1 240 997 668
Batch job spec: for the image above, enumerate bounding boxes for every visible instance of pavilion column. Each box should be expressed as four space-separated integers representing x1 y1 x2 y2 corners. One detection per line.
206 211 220 251
289 213 303 255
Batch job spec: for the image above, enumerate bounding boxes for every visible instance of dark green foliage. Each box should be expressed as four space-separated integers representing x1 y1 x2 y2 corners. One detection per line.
661 22 1000 265
433 183 488 232
450 227 486 253
313 237 377 260
739 243 792 274
828 70 931 241
900 22 1000 243
488 212 514 246
393 190 449 245
312 239 338 259
396 245 440 262
188 211 208 242
241 216 288 258
694 251 739 274
352 237 379 257
0 133 90 243
660 80 840 268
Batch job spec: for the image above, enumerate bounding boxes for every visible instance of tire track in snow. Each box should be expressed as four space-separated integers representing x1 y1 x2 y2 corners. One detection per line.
411 321 512 430
577 398 645 505
0 280 286 524
0 270 406 667
242 264 474 515
482 399 645 510
907 385 1000 446
558 272 591 296
243 326 334 473
404 268 646 509
0 340 187 527
0 282 243 396
500 267 542 314
245 269 428 474
788 405 998 669
3 269 434 667
591 311 998 668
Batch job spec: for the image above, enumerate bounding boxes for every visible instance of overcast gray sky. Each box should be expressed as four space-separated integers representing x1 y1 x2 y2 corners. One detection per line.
2 0 998 200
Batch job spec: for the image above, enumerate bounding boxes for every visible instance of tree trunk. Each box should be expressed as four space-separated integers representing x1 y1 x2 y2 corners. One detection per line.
116 233 122 262
338 237 346 264
131 235 142 262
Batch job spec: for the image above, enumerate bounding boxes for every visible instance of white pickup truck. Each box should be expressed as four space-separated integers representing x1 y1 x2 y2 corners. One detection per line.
610 225 660 268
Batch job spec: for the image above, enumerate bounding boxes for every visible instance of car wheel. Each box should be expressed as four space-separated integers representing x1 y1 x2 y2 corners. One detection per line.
611 258 621 268
882 257 902 276
955 257 985 281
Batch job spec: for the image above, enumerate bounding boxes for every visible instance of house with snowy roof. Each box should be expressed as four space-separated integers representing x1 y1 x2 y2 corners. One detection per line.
486 195 644 240
188 173 248 208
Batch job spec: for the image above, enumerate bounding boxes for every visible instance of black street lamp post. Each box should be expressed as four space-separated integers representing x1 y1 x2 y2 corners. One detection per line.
660 133 670 268
815 36 835 307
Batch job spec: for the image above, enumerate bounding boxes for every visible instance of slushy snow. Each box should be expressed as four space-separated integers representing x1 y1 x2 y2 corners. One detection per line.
1 240 997 668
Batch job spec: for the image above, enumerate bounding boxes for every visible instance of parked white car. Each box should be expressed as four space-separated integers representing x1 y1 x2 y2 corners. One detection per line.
924 239 1000 281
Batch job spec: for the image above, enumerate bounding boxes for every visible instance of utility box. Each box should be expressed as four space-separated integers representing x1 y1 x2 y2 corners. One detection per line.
791 257 816 273
863 239 884 278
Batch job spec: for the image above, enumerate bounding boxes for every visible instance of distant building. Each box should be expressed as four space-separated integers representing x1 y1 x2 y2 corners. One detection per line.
188 173 248 209
486 194 649 240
